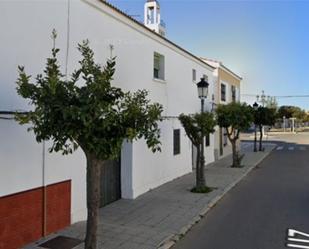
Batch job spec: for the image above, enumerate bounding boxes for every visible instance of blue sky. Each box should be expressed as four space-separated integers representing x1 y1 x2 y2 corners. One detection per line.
108 0 309 110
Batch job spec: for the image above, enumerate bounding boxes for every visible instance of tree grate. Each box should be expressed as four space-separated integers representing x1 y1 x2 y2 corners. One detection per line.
39 236 83 249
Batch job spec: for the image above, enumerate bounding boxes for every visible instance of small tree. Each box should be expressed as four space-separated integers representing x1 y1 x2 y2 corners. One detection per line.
216 102 253 168
179 112 216 192
254 107 276 151
16 40 163 249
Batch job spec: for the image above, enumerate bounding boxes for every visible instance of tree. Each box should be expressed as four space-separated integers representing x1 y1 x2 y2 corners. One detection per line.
216 102 253 167
179 112 216 193
277 105 302 120
253 107 276 151
16 40 163 249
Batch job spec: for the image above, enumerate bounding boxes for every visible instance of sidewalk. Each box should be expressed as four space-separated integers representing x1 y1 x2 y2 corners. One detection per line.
25 143 276 249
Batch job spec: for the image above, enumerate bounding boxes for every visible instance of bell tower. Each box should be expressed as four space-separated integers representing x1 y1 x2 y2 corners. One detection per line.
144 0 166 36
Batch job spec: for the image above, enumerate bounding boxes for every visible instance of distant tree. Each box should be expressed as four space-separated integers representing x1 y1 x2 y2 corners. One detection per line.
179 112 216 192
253 107 276 151
216 102 253 167
277 105 307 130
277 106 303 120
16 39 163 249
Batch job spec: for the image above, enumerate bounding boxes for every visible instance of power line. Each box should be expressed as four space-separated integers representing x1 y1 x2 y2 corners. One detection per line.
241 94 309 98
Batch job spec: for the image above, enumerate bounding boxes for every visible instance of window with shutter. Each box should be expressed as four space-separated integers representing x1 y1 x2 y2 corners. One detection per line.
173 129 180 155
231 85 236 102
192 69 196 81
221 84 226 102
205 133 210 147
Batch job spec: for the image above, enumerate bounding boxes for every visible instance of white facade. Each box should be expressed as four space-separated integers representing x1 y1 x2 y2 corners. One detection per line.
0 0 215 226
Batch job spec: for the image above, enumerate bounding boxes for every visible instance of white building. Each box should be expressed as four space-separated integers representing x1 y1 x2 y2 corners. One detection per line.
0 0 216 248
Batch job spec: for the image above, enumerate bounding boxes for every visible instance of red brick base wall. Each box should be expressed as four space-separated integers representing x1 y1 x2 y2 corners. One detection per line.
0 180 71 249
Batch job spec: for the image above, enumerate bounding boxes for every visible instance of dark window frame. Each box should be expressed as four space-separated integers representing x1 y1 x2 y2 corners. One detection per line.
231 85 236 102
173 129 181 155
153 52 165 80
192 69 196 81
221 83 226 102
205 133 210 147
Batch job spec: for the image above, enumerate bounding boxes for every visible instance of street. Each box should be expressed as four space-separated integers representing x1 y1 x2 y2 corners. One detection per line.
173 133 309 249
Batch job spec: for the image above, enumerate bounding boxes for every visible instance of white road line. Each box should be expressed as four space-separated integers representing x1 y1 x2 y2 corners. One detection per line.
276 146 284 151
299 146 306 151
286 244 309 249
288 147 295 151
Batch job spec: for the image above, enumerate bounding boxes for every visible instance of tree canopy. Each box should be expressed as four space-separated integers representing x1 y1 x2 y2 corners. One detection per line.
216 102 253 167
216 102 253 139
277 105 306 122
254 106 276 127
179 112 216 147
16 40 163 160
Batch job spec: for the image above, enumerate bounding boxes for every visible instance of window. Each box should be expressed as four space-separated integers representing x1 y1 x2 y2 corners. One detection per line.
203 74 208 81
205 133 210 147
154 52 165 80
192 69 196 81
173 129 180 155
221 83 226 102
231 85 236 102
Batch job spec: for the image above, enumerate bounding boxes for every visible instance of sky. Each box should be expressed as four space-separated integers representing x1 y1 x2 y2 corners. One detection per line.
108 0 309 110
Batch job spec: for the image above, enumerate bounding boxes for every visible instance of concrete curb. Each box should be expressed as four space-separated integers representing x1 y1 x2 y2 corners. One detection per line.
157 146 276 249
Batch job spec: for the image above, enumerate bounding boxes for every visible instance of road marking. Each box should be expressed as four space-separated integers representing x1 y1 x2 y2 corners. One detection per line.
299 147 306 151
286 229 309 249
287 244 309 249
277 146 284 151
288 147 295 151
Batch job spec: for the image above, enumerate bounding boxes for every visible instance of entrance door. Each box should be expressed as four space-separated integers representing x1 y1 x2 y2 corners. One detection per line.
100 157 121 207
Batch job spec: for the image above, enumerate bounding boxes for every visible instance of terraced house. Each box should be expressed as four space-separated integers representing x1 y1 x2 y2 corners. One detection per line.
202 58 243 160
0 0 228 248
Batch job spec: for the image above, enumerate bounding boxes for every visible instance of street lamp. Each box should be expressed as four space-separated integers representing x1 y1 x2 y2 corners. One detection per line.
197 77 209 112
253 102 259 152
283 116 286 132
196 78 209 187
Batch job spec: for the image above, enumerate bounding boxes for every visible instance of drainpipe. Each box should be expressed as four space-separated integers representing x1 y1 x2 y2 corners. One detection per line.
42 140 47 236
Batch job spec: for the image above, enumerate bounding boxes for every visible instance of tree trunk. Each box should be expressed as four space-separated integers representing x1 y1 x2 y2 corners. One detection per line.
84 152 102 249
254 124 257 152
196 140 206 190
259 125 263 151
195 145 200 189
231 140 239 168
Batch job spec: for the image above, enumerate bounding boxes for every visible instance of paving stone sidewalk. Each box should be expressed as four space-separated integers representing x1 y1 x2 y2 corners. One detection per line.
25 142 276 249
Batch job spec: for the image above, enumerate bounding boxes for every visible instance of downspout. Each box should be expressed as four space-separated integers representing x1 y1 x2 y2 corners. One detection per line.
42 140 47 236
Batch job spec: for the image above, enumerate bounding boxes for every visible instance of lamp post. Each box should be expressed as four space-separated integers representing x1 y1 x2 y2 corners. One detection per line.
196 78 209 187
197 78 209 112
283 116 286 132
253 102 259 152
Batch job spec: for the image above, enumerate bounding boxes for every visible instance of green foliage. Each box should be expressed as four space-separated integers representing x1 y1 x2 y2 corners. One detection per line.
216 102 253 138
277 105 306 121
179 112 216 146
16 40 163 159
253 106 276 126
216 102 252 167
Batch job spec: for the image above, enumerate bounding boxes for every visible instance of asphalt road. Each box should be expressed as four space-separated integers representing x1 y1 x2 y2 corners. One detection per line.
173 134 309 249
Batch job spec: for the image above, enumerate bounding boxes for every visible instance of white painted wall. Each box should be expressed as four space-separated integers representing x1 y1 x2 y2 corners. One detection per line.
0 0 86 223
0 0 215 216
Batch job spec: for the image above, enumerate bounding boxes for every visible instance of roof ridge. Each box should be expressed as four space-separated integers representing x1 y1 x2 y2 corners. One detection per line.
98 0 215 70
